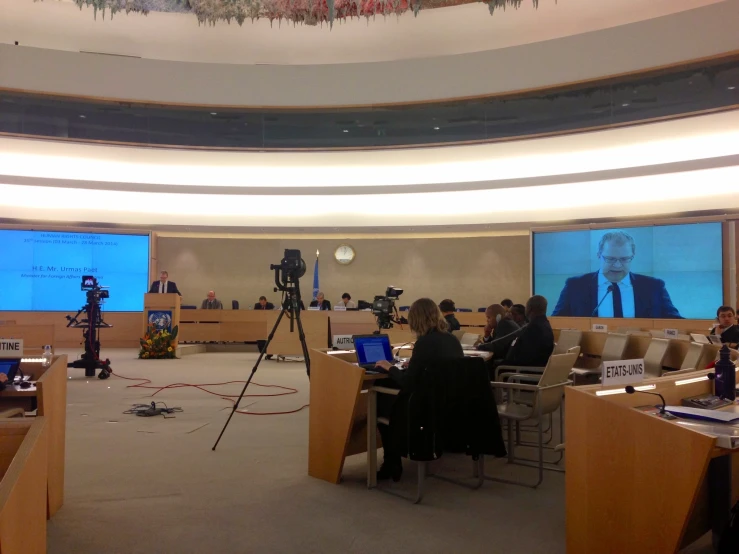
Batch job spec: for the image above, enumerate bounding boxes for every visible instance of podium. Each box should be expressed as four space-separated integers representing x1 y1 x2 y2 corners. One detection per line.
142 294 181 347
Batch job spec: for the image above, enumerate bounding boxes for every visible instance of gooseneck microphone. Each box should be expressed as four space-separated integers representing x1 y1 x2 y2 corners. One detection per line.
591 285 614 317
625 385 667 414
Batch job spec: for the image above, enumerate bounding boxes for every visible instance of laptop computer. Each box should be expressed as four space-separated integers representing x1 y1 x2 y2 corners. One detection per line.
0 359 21 383
352 334 394 371
690 333 710 344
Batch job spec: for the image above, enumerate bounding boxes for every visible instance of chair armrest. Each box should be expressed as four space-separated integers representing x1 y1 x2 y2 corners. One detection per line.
506 374 541 383
490 381 540 392
371 386 400 396
494 365 545 382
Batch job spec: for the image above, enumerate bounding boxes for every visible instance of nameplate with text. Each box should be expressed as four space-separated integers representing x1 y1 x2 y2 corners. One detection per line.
333 305 346 311
333 335 354 348
0 339 23 357
602 358 645 386
592 324 608 333
664 329 679 339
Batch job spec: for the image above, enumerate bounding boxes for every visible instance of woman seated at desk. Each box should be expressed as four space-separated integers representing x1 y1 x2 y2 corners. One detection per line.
373 297 464 481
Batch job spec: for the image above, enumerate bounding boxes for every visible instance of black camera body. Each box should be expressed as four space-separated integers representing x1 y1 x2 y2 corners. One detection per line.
372 286 404 330
81 275 109 302
271 249 307 290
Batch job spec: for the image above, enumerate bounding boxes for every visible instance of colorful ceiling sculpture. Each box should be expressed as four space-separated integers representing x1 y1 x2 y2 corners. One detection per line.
63 0 539 27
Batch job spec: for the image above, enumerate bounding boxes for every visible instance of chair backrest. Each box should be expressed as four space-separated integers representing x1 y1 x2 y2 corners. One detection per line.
399 306 410 312
478 307 487 312
679 342 708 371
643 338 670 378
451 330 465 341
649 330 663 338
627 330 651 337
232 300 239 310
554 329 582 355
601 333 629 362
536 351 578 414
457 308 472 312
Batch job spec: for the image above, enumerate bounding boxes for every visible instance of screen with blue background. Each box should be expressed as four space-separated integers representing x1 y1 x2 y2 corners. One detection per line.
0 230 150 311
533 223 722 319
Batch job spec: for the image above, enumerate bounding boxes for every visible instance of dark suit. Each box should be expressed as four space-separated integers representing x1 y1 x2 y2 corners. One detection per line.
379 330 464 464
310 299 331 311
711 325 739 344
477 318 520 360
444 313 461 332
254 302 275 310
149 281 181 296
551 272 681 318
504 314 554 367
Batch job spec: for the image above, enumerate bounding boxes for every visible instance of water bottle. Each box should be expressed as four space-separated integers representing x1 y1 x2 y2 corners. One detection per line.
42 345 53 368
714 345 736 401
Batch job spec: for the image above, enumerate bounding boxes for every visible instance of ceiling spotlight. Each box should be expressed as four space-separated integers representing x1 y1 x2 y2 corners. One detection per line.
342 129 348 133
729 86 736 90
79 115 86 119
621 103 630 107
210 112 218 115
433 126 440 130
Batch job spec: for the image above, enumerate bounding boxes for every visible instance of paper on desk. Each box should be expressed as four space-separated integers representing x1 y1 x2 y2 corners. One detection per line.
665 405 739 423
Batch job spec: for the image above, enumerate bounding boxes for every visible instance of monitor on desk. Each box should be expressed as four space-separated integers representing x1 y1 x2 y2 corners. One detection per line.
0 359 20 382
353 334 394 365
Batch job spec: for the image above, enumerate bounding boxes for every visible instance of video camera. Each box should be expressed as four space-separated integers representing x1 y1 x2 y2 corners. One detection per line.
372 286 404 330
270 249 307 291
81 275 109 302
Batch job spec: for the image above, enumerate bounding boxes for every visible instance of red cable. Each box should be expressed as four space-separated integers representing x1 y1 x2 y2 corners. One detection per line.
109 371 308 416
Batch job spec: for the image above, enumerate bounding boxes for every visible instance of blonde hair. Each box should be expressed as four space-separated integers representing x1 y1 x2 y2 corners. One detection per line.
408 298 448 337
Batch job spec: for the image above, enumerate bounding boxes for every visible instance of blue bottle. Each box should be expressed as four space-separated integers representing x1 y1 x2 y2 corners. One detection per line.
714 345 736 401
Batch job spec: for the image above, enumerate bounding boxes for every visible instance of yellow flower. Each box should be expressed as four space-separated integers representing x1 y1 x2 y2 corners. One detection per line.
147 339 152 345
167 347 173 352
142 352 149 358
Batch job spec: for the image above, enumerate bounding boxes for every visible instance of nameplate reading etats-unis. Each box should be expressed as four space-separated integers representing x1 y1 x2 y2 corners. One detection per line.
601 358 645 386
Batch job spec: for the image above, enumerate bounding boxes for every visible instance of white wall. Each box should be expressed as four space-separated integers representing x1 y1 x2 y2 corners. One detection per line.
0 0 737 105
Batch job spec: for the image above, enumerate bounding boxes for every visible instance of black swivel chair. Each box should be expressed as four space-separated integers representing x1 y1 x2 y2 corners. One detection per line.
232 300 239 310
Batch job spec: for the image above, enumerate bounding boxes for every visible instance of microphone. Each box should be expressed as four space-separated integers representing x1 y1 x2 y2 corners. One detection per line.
625 385 667 414
478 324 528 348
592 285 614 317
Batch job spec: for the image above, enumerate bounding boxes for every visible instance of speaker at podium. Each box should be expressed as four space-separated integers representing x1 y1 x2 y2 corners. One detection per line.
143 293 181 347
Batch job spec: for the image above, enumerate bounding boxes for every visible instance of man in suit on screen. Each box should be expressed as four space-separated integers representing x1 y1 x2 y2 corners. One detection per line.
149 270 182 296
551 230 681 318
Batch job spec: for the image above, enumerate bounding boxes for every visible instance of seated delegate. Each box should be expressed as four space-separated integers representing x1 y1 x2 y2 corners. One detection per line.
373 298 464 481
310 291 331 311
502 295 554 368
336 293 356 309
201 291 223 310
710 305 739 344
254 296 275 310
477 303 519 360
439 299 461 331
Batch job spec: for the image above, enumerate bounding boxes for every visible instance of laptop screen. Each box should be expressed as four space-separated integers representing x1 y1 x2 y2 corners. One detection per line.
0 359 20 381
353 335 393 365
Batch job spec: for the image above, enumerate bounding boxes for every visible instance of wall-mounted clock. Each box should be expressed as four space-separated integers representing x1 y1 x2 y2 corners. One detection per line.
334 244 356 265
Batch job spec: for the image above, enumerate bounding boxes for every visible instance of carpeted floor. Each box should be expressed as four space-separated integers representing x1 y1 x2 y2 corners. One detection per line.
48 348 567 554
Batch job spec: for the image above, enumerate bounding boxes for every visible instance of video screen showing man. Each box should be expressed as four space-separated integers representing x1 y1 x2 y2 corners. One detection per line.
201 291 223 310
551 231 681 319
149 270 181 296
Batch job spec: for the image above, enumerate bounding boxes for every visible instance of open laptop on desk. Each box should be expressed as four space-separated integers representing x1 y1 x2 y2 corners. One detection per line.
353 334 395 372
0 359 21 383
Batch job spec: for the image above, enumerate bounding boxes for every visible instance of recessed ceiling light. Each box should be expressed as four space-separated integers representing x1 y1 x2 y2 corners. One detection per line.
79 115 86 119
433 126 440 130
210 112 218 115
621 103 630 107
342 129 348 133
729 86 736 90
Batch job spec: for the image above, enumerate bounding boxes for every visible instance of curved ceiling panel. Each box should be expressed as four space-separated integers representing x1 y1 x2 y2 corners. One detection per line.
0 0 719 65
1 111 738 229
1 0 737 105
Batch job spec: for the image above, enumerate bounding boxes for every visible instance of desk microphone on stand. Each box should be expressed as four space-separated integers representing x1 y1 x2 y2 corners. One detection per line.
625 385 667 415
592 285 614 317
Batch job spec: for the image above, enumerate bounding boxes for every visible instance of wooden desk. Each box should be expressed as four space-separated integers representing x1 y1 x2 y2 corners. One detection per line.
178 310 276 343
267 311 330 356
308 349 385 483
0 356 67 518
0 418 48 554
566 371 739 553
328 311 376 338
456 312 486 327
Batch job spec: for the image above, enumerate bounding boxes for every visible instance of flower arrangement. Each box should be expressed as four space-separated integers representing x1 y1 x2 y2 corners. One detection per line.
139 324 179 359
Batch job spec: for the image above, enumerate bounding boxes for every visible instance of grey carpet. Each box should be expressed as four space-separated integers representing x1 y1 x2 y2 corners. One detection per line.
48 349 566 554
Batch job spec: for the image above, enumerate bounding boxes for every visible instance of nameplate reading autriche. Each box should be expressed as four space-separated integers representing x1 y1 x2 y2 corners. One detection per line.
0 339 24 358
333 335 354 348
602 358 645 386
592 324 608 333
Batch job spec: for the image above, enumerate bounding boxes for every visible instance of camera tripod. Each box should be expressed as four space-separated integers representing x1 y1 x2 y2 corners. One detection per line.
66 298 113 379
212 281 310 451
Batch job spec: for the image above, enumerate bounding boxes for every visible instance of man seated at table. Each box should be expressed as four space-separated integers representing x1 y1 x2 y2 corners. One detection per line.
476 303 519 360
500 298 513 312
503 295 554 367
439 299 461 331
254 296 275 310
336 293 356 309
201 291 223 310
710 305 739 344
509 303 527 326
310 291 331 311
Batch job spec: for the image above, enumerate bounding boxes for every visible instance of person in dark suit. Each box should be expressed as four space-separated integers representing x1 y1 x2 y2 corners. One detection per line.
373 298 464 481
254 296 275 311
504 295 554 367
309 291 331 311
551 230 681 318
509 303 527 326
148 271 181 296
710 306 739 344
439 299 461 332
477 304 520 360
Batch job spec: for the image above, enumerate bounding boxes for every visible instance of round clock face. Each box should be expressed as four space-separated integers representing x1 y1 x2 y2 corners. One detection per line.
334 244 356 265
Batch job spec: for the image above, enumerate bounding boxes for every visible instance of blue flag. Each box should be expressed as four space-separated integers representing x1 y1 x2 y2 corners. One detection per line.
312 255 319 301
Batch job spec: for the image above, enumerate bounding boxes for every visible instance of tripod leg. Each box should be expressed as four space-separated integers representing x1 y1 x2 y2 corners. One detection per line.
212 307 288 451
293 306 311 378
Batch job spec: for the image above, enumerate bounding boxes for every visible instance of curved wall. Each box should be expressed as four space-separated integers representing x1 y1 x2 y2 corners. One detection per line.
1 0 738 105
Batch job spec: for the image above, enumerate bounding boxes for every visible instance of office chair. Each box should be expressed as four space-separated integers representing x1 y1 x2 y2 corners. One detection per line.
457 308 472 312
664 343 719 377
571 332 629 384
643 338 670 379
232 300 239 310
478 308 487 312
553 329 583 355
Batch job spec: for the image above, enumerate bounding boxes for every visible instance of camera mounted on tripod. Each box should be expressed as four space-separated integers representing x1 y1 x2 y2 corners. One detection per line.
372 286 404 330
81 275 110 302
270 249 307 292
66 275 112 379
